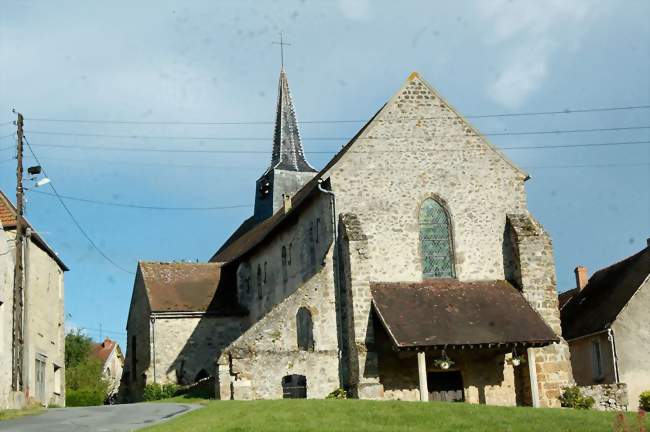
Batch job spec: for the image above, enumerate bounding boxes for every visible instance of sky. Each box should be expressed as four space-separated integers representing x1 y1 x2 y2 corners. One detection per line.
1 0 649 349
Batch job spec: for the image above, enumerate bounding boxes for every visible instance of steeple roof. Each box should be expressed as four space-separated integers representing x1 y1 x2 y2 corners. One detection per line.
270 68 315 172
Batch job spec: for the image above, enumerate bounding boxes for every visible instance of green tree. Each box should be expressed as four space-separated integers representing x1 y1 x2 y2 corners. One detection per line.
64 330 109 406
65 330 93 369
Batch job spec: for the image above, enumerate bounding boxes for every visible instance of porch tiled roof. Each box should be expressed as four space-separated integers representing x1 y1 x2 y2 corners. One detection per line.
371 280 558 349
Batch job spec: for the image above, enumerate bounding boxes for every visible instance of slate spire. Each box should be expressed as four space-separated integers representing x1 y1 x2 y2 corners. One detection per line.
270 68 315 172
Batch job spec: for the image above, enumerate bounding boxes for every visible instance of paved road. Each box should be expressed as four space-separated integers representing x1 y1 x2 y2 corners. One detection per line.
0 402 200 432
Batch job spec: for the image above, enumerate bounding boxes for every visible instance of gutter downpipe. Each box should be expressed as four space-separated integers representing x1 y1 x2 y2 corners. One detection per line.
607 328 620 383
150 316 157 384
317 179 344 369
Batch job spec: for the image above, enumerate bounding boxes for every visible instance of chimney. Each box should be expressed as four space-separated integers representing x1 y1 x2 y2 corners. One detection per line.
647 238 650 248
574 266 588 291
283 194 292 213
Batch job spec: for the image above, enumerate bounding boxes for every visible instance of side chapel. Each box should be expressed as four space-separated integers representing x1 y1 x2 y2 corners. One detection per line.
121 68 573 407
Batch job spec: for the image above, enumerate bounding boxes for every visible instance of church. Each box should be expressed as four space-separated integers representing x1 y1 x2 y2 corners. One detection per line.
121 68 573 407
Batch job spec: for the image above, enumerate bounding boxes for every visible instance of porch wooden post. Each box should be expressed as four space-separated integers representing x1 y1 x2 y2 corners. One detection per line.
417 351 429 402
527 347 540 407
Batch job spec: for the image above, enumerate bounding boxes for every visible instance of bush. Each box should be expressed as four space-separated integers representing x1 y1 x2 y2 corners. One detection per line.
326 388 349 400
65 330 93 369
640 391 650 412
143 383 179 401
66 389 106 407
559 386 595 410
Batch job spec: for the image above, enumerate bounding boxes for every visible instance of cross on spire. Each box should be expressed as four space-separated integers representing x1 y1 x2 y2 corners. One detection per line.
272 32 291 68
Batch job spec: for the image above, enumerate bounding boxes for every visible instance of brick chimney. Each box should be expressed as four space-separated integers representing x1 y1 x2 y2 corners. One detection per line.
574 266 588 291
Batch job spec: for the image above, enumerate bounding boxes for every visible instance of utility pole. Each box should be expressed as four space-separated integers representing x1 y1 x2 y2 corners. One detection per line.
12 112 25 392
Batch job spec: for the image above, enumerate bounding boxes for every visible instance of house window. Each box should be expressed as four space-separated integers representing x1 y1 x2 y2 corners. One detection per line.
257 265 263 300
296 307 314 351
591 339 604 380
316 218 320 243
131 336 137 381
281 246 288 283
419 198 455 278
288 243 292 265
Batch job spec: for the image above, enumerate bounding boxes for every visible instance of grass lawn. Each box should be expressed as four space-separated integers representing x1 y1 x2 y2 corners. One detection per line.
143 400 649 432
0 406 44 421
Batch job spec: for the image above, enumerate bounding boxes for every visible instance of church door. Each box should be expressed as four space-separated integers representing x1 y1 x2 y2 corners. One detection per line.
282 374 307 399
427 371 464 402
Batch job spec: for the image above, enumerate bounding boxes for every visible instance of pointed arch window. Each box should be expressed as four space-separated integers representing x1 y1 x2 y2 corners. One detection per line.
281 246 288 283
419 198 455 278
257 264 263 299
296 307 314 351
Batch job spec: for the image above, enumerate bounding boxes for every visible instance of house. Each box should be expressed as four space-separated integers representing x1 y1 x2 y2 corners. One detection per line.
90 338 124 400
560 241 650 410
0 190 68 408
122 69 573 407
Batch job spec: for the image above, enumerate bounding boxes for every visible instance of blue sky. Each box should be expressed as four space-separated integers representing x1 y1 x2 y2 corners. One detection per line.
1 0 649 348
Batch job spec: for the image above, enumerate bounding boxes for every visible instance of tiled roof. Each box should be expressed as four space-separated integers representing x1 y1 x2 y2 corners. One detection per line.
0 190 68 271
139 261 244 314
561 245 650 340
90 338 119 365
371 280 558 349
558 288 578 310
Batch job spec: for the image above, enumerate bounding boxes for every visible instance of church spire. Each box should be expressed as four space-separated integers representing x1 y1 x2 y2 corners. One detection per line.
270 68 315 172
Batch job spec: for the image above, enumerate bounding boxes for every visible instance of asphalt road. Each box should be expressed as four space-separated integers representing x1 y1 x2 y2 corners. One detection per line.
0 402 200 432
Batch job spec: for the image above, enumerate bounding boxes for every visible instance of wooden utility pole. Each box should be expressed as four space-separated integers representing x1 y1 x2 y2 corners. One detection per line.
12 112 24 392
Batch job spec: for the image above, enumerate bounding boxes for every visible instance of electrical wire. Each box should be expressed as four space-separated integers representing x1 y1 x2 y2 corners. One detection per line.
29 189 252 211
25 139 650 155
22 104 650 125
23 125 650 141
23 135 135 275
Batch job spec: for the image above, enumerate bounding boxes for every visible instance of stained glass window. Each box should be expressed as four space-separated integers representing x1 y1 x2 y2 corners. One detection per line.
419 198 455 278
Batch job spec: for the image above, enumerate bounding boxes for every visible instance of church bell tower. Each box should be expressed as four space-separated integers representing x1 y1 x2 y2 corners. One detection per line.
254 68 317 221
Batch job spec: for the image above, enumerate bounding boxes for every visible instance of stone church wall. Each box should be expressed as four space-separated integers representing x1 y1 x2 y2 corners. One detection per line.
320 74 571 406
218 195 342 399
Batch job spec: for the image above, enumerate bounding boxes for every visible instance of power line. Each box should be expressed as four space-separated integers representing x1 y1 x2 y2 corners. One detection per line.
23 135 135 275
22 104 650 125
29 189 252 211
25 139 650 155
23 125 650 141
21 162 650 212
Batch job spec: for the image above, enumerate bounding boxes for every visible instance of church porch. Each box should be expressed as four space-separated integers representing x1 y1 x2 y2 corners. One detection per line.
370 280 559 406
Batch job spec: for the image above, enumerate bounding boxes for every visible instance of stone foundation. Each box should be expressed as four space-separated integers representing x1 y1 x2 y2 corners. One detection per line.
579 383 628 411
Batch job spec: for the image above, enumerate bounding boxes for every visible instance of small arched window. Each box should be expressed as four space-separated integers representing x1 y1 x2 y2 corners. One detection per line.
288 243 292 265
308 222 316 266
296 307 314 351
257 264 262 299
419 198 455 278
315 218 320 243
263 261 267 283
281 246 288 283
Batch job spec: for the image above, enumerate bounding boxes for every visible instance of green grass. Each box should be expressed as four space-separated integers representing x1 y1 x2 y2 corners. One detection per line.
0 406 44 421
142 400 649 432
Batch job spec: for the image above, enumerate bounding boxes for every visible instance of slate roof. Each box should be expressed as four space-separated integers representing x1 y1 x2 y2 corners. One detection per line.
211 178 324 263
270 68 315 172
0 190 68 271
371 280 558 349
90 338 121 365
561 245 650 340
138 261 244 314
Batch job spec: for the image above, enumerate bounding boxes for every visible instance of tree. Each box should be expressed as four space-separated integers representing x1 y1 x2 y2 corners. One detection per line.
65 330 93 369
64 330 109 406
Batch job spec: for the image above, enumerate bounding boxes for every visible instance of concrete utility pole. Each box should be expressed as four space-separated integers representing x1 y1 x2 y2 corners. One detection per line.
12 112 25 392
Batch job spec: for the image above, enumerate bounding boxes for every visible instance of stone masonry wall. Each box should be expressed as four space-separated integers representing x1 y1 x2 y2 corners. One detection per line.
506 213 573 407
0 223 16 409
219 195 341 399
320 73 567 404
580 384 629 411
